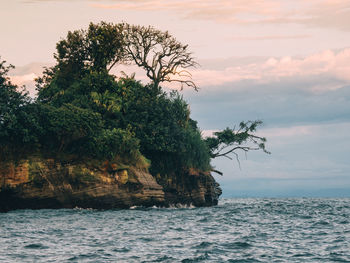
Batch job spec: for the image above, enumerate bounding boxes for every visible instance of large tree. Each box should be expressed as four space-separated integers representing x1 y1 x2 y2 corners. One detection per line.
123 24 199 90
36 22 124 103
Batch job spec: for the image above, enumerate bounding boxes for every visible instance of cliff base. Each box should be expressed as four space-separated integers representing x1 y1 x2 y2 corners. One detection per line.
0 158 221 212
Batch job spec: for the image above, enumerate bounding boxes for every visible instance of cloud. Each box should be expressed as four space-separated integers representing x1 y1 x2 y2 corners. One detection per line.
185 77 350 131
257 125 312 138
21 0 350 31
8 62 50 97
183 47 350 131
10 73 37 85
300 0 350 31
87 0 350 31
91 0 279 18
89 0 282 26
227 35 311 41
9 73 38 97
9 62 50 76
191 48 350 92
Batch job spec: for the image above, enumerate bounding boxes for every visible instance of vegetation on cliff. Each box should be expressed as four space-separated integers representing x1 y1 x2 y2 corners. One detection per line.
0 22 268 177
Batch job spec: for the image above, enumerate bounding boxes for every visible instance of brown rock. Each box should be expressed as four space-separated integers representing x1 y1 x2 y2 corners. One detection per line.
0 158 221 212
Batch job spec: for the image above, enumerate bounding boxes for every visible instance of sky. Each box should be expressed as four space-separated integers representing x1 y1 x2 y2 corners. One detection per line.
1 0 350 197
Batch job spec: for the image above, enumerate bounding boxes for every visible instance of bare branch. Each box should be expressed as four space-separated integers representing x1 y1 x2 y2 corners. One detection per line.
123 24 198 90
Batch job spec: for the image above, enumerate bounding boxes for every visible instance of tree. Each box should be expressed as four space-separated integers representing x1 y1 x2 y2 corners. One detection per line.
3 22 269 174
0 59 27 125
111 77 211 174
36 22 124 102
123 24 199 90
0 58 42 160
205 120 270 173
55 22 124 73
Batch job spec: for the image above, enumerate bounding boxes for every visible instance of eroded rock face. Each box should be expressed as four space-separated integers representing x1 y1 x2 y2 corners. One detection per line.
0 158 221 212
156 169 222 207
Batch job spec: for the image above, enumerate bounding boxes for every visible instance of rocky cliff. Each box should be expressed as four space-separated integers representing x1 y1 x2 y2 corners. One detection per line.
0 158 221 212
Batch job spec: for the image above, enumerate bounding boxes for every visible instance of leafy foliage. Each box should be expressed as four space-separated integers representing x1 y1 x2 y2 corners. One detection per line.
205 121 270 169
37 104 103 153
88 127 140 162
111 78 211 173
0 59 41 159
1 21 268 176
55 22 124 72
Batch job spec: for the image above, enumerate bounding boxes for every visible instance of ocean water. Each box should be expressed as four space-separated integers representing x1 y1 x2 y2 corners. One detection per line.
0 198 349 262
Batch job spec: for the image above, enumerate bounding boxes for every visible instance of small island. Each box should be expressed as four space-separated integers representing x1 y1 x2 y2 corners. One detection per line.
0 22 268 212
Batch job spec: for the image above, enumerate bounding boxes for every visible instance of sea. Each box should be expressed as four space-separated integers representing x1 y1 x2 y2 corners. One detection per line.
0 198 349 262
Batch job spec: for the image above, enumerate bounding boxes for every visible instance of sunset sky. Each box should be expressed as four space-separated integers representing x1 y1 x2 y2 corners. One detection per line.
1 0 350 196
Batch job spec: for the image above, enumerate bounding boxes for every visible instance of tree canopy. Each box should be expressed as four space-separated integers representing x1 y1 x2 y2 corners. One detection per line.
0 22 268 176
55 22 124 72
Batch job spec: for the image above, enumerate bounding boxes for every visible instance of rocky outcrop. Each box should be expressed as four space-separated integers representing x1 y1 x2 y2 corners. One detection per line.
0 158 221 212
156 168 222 207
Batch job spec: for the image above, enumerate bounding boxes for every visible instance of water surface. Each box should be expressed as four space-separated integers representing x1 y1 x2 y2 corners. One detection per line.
1 198 349 262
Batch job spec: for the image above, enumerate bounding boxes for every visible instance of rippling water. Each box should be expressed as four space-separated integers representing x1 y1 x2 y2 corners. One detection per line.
1 198 349 262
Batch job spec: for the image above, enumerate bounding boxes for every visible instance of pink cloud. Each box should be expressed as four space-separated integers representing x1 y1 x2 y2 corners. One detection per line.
190 48 350 91
90 0 281 24
10 73 37 85
9 73 38 96
90 0 350 31
227 35 311 41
